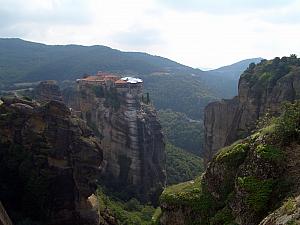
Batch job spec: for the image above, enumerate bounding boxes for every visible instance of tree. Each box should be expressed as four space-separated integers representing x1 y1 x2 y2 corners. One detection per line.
146 93 150 104
247 63 256 72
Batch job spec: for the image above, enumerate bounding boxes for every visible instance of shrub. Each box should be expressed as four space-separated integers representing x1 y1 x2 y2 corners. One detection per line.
274 101 300 143
216 142 249 167
256 144 283 162
160 177 216 213
209 207 237 225
238 176 274 212
282 198 297 215
96 187 156 225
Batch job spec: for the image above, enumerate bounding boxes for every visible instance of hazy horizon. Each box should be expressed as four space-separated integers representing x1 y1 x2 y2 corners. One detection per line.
1 0 300 68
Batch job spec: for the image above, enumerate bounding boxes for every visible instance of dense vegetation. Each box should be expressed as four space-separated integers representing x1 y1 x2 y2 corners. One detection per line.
143 74 218 119
158 109 203 155
165 143 204 185
160 100 300 225
96 188 157 225
242 54 300 88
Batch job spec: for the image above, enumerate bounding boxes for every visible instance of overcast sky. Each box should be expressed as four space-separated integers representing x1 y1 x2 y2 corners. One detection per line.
1 0 300 69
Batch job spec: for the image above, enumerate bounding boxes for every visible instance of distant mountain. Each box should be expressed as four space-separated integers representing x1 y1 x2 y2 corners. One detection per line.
0 38 260 120
0 38 262 155
0 38 196 84
201 58 263 97
208 58 263 80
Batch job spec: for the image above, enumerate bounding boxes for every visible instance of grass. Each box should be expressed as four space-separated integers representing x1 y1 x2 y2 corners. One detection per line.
238 176 274 212
160 176 216 212
281 198 297 215
216 142 249 167
162 176 202 199
256 144 283 162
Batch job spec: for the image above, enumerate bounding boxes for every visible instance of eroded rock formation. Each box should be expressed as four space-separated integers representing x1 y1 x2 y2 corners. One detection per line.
159 57 300 225
0 97 103 225
63 80 166 204
34 80 63 103
204 58 300 164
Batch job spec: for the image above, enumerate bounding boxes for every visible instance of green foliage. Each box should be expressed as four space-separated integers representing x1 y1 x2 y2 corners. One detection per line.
241 56 300 88
274 101 300 143
287 220 297 225
238 176 274 212
151 207 162 225
216 142 249 167
281 198 297 215
160 177 216 213
209 207 236 225
96 188 156 225
165 143 204 185
158 109 203 155
256 144 283 162
143 73 218 120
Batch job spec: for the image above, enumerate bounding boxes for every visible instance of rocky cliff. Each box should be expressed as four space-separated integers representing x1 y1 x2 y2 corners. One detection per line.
34 80 63 103
160 100 300 225
63 83 166 204
159 56 300 225
204 57 300 163
0 97 104 225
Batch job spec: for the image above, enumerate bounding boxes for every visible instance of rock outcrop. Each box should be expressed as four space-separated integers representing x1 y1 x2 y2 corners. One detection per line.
34 80 63 103
260 195 300 225
159 57 300 225
204 57 300 164
160 100 300 225
0 97 104 225
0 201 13 225
63 82 166 204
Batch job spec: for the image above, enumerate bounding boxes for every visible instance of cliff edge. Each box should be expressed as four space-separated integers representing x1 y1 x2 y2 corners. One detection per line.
204 56 300 164
0 97 103 225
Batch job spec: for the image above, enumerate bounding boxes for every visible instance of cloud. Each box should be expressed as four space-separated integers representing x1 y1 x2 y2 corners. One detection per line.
111 26 164 48
1 0 300 68
156 0 296 14
0 0 93 28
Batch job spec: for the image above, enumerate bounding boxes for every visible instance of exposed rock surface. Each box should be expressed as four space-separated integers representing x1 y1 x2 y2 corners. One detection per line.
260 195 300 225
34 80 63 102
204 57 300 164
159 57 300 225
0 201 13 225
0 97 104 225
160 102 300 224
63 83 166 204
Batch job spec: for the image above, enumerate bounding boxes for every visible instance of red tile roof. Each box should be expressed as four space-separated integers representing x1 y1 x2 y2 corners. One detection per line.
115 79 127 84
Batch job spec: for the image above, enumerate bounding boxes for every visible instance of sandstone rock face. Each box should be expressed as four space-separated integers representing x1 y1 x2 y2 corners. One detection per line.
204 61 300 164
260 195 300 225
0 201 13 225
34 80 63 102
0 97 104 225
160 58 300 225
63 84 166 204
